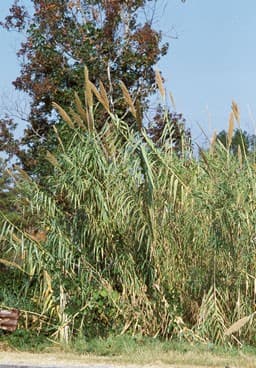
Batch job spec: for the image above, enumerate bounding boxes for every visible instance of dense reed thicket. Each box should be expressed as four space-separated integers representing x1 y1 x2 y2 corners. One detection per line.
1 73 256 346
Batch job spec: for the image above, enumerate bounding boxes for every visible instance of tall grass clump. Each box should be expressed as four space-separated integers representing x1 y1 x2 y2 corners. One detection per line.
1 69 256 346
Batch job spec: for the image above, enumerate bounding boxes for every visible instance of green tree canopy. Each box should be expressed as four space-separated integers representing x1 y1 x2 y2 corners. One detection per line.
216 128 256 156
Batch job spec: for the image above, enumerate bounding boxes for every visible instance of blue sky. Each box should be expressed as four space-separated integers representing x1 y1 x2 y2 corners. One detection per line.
1 0 256 145
158 0 256 143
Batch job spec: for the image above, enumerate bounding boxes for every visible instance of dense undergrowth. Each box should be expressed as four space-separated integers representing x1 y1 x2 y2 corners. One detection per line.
1 72 256 346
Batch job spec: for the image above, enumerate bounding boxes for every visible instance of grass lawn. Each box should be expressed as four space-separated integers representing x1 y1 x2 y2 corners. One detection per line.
0 332 256 367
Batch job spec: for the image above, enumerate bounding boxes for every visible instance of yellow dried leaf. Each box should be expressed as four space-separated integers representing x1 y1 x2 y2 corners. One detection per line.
84 66 93 109
99 80 110 112
52 102 74 128
120 81 136 118
155 69 165 100
69 108 86 129
74 92 88 124
227 112 234 148
46 151 59 167
210 131 217 155
225 314 253 336
89 81 110 113
169 91 176 110
0 258 24 273
232 100 240 124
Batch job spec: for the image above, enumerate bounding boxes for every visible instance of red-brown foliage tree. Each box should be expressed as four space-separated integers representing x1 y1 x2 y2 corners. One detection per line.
1 0 172 174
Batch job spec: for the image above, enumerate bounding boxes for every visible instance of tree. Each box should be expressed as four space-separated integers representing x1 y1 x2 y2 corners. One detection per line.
0 159 23 228
1 0 172 173
147 108 191 154
216 129 256 156
0 116 20 161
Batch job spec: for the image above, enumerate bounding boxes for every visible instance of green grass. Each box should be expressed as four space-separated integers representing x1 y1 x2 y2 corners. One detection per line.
0 329 51 351
1 333 256 367
71 334 256 359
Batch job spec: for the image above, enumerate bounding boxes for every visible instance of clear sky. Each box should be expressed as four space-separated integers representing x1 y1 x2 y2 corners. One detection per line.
158 0 256 144
1 0 256 146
